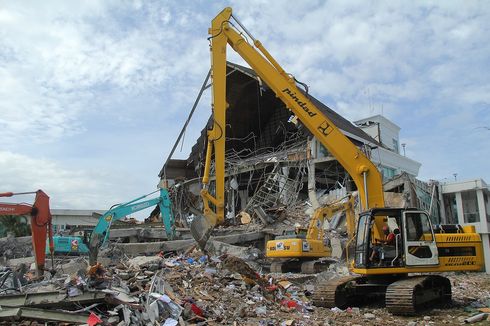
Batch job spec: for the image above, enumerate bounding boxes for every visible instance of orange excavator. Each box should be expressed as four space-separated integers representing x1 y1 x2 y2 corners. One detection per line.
0 190 54 277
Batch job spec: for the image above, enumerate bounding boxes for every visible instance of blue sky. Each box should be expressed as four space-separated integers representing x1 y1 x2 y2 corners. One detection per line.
0 1 489 212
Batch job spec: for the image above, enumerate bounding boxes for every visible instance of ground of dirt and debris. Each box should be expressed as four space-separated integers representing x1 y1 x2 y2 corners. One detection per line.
306 272 490 326
1 246 490 326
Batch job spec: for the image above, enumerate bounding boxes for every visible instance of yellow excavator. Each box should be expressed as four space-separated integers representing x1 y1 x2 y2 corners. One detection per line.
191 7 484 314
267 195 355 274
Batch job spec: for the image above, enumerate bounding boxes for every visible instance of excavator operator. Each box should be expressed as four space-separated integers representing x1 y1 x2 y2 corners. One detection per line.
369 225 396 264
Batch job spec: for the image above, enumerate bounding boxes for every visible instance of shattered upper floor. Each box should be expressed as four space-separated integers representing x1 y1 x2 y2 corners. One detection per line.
160 62 381 182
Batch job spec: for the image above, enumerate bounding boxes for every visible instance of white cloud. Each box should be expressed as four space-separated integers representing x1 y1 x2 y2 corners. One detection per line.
0 1 210 148
228 1 490 182
1 0 489 211
0 149 168 216
0 150 106 208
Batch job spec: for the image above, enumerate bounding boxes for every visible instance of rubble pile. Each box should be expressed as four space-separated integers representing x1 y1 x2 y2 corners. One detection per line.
451 275 490 313
0 251 318 325
1 249 490 325
0 236 32 260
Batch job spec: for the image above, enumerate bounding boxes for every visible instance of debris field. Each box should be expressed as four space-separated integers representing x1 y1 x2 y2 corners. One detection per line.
1 237 490 325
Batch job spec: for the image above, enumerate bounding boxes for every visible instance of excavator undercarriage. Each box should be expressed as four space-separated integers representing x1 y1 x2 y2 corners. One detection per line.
313 274 451 315
270 257 338 274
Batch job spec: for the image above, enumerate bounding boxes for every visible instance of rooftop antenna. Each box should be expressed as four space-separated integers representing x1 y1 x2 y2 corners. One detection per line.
453 173 457 181
365 88 374 114
401 143 406 156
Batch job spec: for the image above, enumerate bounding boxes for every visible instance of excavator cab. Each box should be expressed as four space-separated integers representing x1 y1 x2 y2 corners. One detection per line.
354 208 439 269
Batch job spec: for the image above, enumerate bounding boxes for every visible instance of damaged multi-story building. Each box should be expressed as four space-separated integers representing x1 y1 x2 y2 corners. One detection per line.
159 62 422 227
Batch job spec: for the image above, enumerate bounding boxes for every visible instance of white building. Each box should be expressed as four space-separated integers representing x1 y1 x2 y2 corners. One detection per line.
438 179 490 273
50 209 105 233
354 115 421 180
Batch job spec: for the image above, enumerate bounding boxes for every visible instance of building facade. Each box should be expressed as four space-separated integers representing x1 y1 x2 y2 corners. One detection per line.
50 209 105 233
439 179 490 273
354 115 421 180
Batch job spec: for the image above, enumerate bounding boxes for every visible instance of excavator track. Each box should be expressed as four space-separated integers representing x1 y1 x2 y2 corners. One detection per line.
270 262 285 273
312 275 360 308
385 275 451 315
300 260 336 274
301 261 320 274
270 259 336 274
270 261 302 273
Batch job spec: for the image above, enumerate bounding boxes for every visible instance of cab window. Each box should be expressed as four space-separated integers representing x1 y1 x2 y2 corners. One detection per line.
405 212 433 241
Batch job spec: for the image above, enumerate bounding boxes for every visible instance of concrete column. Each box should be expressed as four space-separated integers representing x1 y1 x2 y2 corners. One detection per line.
437 185 447 224
279 166 290 205
476 189 490 274
455 192 464 225
230 189 236 219
307 161 320 209
481 234 490 274
476 189 489 233
238 190 248 211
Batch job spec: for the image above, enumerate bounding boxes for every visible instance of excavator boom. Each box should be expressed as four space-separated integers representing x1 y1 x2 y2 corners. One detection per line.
192 7 384 248
0 190 54 276
88 188 175 265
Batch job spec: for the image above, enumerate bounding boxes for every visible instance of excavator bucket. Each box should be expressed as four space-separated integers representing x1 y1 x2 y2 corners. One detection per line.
190 215 214 250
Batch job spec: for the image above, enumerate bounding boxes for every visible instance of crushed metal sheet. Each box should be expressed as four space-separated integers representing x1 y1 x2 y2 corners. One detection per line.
0 306 90 323
0 290 107 308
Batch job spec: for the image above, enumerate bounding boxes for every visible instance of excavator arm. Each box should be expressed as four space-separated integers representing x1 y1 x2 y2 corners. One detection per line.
192 7 385 248
88 188 175 265
266 195 357 270
306 195 356 241
0 190 54 277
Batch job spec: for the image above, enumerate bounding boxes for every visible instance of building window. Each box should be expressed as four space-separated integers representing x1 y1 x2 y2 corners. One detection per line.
462 191 480 223
312 139 329 158
392 138 399 154
485 193 490 223
380 166 396 180
318 141 329 158
443 193 458 224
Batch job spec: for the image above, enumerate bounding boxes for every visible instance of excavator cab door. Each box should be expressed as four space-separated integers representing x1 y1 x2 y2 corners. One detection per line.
402 211 439 266
353 212 372 268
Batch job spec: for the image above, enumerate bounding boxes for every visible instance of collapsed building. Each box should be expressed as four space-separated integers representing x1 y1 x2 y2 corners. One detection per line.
160 62 426 230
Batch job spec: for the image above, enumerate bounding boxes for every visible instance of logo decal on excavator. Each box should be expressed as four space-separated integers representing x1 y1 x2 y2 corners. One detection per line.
71 239 79 251
302 241 310 252
104 214 113 222
318 121 333 136
282 88 317 117
132 202 151 211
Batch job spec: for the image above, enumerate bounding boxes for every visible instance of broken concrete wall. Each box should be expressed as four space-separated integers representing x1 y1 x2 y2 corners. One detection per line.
161 62 381 228
384 172 442 223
